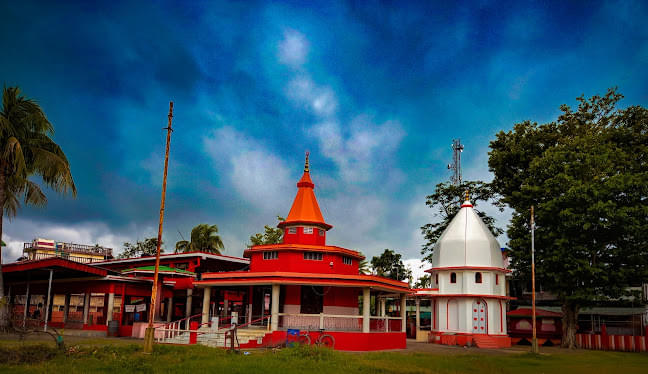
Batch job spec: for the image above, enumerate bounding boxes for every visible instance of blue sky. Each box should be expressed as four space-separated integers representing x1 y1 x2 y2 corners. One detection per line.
1 0 647 278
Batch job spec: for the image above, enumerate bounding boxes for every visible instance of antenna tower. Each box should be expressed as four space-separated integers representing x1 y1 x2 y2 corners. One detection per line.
447 138 464 185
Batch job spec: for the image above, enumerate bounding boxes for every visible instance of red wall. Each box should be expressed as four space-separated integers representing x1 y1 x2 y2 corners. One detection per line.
283 226 326 245
246 331 406 351
324 287 358 308
250 251 359 275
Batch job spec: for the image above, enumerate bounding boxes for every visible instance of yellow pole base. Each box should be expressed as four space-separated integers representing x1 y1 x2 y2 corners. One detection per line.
143 327 156 353
531 338 539 354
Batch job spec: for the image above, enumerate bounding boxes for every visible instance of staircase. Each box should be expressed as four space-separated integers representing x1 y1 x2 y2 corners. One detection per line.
160 327 269 348
472 335 510 348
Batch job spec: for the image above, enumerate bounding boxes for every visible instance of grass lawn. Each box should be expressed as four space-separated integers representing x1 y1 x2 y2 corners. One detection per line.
0 337 646 373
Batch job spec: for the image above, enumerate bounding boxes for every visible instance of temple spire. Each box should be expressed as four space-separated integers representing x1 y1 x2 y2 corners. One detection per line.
304 151 310 172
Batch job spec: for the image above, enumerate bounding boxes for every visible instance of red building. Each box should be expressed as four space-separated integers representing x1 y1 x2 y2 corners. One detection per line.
193 155 411 350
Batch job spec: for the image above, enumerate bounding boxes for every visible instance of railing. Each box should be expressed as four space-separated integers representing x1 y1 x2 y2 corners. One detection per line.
369 316 403 332
24 242 113 257
277 313 363 332
20 252 109 264
157 313 202 341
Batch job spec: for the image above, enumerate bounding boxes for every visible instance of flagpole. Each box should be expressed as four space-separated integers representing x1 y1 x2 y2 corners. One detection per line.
531 205 538 354
144 102 174 353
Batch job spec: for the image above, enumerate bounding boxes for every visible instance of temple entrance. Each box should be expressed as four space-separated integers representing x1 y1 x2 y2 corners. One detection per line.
472 299 487 334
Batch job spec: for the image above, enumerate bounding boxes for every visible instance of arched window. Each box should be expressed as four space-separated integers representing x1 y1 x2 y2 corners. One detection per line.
450 272 456 283
496 274 499 285
475 272 482 283
435 273 439 284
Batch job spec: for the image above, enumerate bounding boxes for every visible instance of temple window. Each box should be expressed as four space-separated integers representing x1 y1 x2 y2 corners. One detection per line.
435 273 439 284
288 227 297 234
450 272 457 283
318 229 325 236
475 272 482 283
263 251 278 260
304 252 323 261
496 274 499 285
303 227 313 234
342 256 352 265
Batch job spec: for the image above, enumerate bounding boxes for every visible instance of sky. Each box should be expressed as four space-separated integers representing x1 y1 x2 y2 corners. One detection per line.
1 0 647 281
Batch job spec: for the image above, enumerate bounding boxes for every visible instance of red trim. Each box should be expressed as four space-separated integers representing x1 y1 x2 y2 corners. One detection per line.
3 257 108 276
244 244 363 260
507 308 562 317
196 272 409 292
446 300 449 330
278 220 333 230
499 300 503 333
91 251 248 265
430 294 514 300
426 266 511 273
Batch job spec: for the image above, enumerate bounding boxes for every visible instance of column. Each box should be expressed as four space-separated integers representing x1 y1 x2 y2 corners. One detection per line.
400 294 407 333
44 269 53 332
201 287 211 325
82 293 90 325
62 294 71 324
248 286 253 325
106 292 115 324
415 298 421 337
380 298 386 316
185 288 193 330
270 284 280 331
362 287 370 333
166 297 173 323
23 280 31 328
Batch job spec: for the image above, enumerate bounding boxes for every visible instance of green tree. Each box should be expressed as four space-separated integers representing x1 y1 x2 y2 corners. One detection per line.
358 259 370 275
175 224 225 254
420 180 503 263
0 87 76 330
488 89 648 348
248 216 285 247
370 249 411 282
119 238 162 258
414 274 432 288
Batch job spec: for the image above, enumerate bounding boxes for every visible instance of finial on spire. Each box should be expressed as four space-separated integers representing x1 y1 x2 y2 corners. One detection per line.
304 151 310 172
465 189 470 201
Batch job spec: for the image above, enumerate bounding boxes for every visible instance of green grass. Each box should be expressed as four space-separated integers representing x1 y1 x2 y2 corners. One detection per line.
0 340 646 374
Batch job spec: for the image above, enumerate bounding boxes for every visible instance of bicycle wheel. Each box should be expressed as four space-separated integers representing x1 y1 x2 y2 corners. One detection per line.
317 334 335 348
297 334 311 345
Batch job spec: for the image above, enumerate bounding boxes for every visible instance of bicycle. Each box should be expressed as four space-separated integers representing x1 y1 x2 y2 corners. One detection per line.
297 328 335 348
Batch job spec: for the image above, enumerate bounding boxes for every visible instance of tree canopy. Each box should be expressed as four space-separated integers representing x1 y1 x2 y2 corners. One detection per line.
175 224 225 254
420 180 503 263
248 216 285 247
488 88 648 348
370 249 412 282
119 238 162 258
0 86 76 330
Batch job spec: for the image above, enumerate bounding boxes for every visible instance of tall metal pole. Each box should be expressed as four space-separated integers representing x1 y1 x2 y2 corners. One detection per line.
531 205 538 353
144 102 174 353
44 269 53 332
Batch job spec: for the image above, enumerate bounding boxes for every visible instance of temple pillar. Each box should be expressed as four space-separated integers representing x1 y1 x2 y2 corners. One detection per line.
362 287 370 333
23 280 31 328
415 298 421 335
400 294 407 333
380 297 386 316
83 293 90 325
248 286 253 324
166 297 173 323
106 292 115 324
202 287 211 324
185 288 193 316
271 284 280 331
62 294 71 324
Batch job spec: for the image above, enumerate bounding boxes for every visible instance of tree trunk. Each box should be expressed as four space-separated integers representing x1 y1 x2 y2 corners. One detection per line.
0 172 8 331
561 302 579 349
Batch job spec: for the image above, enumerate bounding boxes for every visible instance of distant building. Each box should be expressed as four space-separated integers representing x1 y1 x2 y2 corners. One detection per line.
22 238 113 263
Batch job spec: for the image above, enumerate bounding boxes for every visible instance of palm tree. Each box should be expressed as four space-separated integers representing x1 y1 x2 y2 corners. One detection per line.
358 259 370 275
175 224 224 254
0 86 76 330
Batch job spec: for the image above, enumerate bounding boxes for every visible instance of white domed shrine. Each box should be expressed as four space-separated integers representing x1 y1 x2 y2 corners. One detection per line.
425 194 512 347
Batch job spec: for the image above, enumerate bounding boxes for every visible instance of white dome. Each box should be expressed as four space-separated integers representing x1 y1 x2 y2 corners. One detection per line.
431 200 504 269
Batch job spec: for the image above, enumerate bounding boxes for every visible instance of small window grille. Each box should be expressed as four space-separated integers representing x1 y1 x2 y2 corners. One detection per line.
342 256 352 265
288 227 297 234
450 272 457 283
318 229 325 236
303 227 313 234
304 252 323 261
475 272 482 283
263 251 278 260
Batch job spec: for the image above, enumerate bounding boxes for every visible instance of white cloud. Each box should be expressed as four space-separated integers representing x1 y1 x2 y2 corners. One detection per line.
203 126 293 212
2 218 150 262
278 29 309 67
404 258 431 284
286 75 337 117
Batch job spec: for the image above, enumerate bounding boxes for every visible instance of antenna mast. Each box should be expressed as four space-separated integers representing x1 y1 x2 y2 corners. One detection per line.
447 138 464 185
